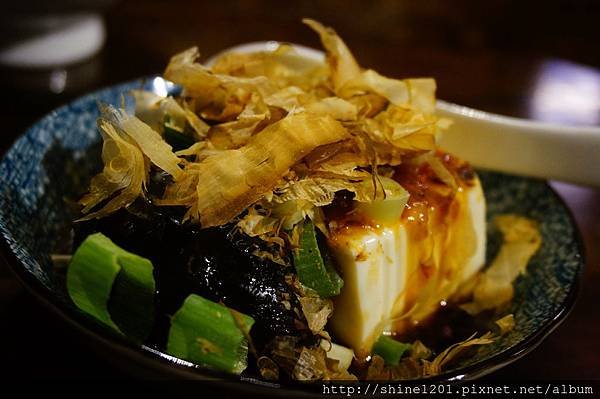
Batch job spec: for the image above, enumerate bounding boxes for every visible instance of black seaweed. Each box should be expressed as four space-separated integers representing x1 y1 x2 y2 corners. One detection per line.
74 196 304 350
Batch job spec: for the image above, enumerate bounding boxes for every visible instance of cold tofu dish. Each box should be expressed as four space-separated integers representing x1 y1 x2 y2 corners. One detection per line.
65 20 541 381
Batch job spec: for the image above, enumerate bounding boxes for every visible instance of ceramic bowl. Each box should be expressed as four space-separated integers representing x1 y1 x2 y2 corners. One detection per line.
0 78 584 393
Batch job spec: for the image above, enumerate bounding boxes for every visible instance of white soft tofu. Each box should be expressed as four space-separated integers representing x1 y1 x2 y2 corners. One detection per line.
327 177 486 357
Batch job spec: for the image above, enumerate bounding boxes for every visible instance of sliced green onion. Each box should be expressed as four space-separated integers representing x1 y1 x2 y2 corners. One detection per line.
372 335 411 366
164 116 195 151
167 294 255 374
356 177 409 225
107 251 156 342
67 233 121 330
321 239 344 292
293 219 343 298
67 233 155 341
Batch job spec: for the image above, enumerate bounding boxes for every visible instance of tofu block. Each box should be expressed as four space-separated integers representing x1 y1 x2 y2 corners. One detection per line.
327 177 486 357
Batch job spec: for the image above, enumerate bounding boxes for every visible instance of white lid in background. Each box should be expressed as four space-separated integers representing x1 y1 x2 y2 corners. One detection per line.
0 13 105 68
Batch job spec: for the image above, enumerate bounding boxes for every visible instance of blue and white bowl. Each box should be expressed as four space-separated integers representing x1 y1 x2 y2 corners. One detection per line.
0 78 584 393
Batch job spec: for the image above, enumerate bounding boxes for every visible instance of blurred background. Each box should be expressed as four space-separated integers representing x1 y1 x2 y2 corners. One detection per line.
0 0 598 383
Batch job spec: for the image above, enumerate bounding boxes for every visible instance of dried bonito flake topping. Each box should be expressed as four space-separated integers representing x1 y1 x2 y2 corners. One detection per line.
161 113 348 227
460 215 542 315
78 118 147 220
298 295 334 334
80 19 449 230
108 107 184 180
79 104 183 220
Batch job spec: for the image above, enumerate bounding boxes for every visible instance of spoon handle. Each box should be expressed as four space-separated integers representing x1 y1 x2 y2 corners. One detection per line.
437 101 600 187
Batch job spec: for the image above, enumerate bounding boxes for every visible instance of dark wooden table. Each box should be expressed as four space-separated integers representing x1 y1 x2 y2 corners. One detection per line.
1 0 598 385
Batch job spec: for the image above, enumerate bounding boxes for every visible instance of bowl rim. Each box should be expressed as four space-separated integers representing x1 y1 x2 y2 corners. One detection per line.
0 78 586 391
